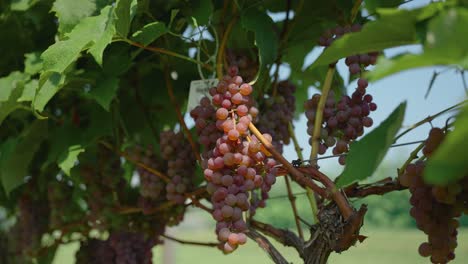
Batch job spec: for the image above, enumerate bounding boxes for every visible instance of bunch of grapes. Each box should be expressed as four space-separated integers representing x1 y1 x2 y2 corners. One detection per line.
399 161 459 263
109 231 154 264
202 68 278 253
75 239 115 264
318 24 379 74
226 49 259 83
398 128 468 263
160 131 196 204
16 189 50 256
257 81 296 153
304 88 377 165
190 96 223 163
127 145 166 200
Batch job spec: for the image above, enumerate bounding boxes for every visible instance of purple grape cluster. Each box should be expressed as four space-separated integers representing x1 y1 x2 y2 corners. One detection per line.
318 24 378 72
75 232 154 264
75 239 116 264
160 131 196 204
202 68 278 253
127 145 165 200
304 88 377 165
400 162 459 263
109 231 154 264
190 96 223 164
257 81 296 153
15 193 49 256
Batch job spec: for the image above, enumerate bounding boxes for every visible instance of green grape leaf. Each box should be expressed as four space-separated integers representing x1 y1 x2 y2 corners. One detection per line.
191 0 213 26
89 7 116 65
52 0 98 35
88 76 120 111
24 52 43 75
241 9 278 68
131 22 167 46
0 71 27 124
368 8 468 81
114 0 137 37
364 0 405 14
337 102 407 187
42 6 114 74
0 121 48 195
424 103 468 185
10 0 38 11
34 72 66 112
18 79 38 102
310 9 418 68
58 145 85 176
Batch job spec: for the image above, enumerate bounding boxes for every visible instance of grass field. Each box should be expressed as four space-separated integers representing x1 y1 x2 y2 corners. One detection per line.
54 227 468 264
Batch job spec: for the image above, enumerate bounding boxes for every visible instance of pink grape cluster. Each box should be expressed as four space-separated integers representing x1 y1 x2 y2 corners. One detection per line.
160 131 196 205
203 68 278 253
304 88 377 165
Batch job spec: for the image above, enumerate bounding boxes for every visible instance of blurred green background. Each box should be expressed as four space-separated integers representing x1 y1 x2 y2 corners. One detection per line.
52 168 468 264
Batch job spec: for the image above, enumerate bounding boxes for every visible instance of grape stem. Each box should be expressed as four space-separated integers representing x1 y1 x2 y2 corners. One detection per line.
247 228 289 264
251 219 304 257
309 66 336 164
248 122 353 219
99 140 171 183
122 39 213 71
289 122 319 224
283 175 304 239
397 141 425 176
343 177 405 198
162 234 218 247
216 8 237 79
164 67 202 164
350 0 363 23
393 100 467 142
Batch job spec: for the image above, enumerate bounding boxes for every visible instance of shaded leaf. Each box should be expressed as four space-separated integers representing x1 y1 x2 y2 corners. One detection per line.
311 9 418 68
58 145 85 176
24 52 43 75
241 9 278 68
368 8 468 81
114 0 137 37
0 121 48 195
0 72 27 124
52 0 98 35
337 102 407 187
34 73 66 112
89 7 116 65
131 22 167 46
18 79 38 102
191 0 213 26
88 76 120 111
424 103 468 185
364 0 405 14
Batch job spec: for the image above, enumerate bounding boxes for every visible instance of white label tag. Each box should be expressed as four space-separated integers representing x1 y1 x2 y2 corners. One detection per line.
187 79 218 112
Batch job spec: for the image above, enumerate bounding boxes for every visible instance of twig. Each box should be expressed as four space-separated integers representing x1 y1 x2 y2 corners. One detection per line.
343 177 405 198
164 67 202 164
397 141 425 176
99 141 171 183
248 122 327 198
247 228 289 264
350 0 363 23
460 70 468 95
394 100 466 142
251 220 304 258
298 166 353 219
216 13 237 79
162 234 218 247
309 67 335 163
283 175 304 239
124 39 213 71
289 122 319 224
